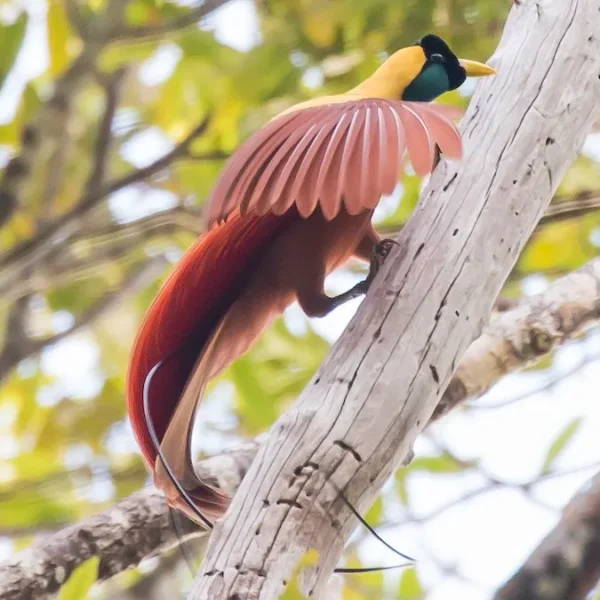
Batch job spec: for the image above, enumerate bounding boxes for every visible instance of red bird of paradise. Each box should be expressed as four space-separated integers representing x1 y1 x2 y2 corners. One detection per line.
127 34 495 527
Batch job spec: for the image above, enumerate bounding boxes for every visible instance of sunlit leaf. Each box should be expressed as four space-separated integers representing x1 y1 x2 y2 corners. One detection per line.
398 567 424 599
0 12 28 93
58 556 99 600
409 452 476 474
541 417 582 474
47 0 78 76
364 496 383 525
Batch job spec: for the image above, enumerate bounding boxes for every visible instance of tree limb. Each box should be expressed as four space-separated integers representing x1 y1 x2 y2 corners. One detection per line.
0 207 204 302
0 118 213 304
110 0 234 41
539 191 600 226
64 0 88 40
2 243 600 593
0 442 260 600
377 189 600 239
0 257 168 383
432 255 600 421
0 3 129 231
85 68 128 196
190 2 600 597
494 470 600 600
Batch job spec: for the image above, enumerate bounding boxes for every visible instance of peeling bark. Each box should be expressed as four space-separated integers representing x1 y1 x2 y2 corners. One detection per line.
433 256 600 421
0 443 259 600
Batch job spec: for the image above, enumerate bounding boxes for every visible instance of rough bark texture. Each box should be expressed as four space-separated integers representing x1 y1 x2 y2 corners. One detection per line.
434 256 600 421
0 443 258 600
494 471 600 600
3 251 600 596
189 1 600 598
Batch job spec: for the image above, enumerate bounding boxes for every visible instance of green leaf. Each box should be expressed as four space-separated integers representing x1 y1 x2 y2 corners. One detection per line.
409 452 476 474
364 496 383 526
0 13 28 93
47 0 77 76
398 567 424 599
58 556 100 600
542 417 582 474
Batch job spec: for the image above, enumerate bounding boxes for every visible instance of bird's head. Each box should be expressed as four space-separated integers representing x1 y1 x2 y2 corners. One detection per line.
353 33 495 102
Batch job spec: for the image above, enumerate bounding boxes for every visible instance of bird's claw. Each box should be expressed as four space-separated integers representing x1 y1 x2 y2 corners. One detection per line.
361 238 399 291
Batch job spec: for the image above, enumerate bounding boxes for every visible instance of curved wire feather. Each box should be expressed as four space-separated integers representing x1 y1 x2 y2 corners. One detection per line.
144 360 415 573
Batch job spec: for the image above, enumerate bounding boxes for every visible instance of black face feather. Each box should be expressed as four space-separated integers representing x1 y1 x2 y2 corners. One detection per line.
401 33 467 102
416 34 466 91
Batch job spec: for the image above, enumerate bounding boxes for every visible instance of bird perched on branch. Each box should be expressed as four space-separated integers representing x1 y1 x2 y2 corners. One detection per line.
126 34 495 528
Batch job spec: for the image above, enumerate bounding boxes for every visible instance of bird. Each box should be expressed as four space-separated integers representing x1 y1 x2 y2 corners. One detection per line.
126 34 495 527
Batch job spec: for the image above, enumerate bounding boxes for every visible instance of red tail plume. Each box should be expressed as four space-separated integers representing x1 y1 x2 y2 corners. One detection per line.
126 210 294 470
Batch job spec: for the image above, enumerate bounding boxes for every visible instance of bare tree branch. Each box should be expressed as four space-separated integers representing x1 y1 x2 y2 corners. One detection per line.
110 0 233 41
0 3 130 231
1 207 204 302
85 69 128 196
377 189 600 239
0 442 259 600
539 191 600 226
0 257 168 383
494 471 600 600
2 248 600 592
64 0 88 39
432 256 600 422
0 118 213 304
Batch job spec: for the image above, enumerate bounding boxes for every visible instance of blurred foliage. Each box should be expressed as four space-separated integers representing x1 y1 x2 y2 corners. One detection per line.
58 556 100 600
0 0 598 598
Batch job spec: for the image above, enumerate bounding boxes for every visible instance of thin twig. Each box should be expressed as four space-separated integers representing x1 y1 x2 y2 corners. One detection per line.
110 0 233 41
85 68 127 195
0 118 212 299
0 257 168 383
1 207 205 302
64 0 88 39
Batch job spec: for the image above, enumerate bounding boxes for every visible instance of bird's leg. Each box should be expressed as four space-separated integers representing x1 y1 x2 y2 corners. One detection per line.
299 235 396 317
295 226 398 318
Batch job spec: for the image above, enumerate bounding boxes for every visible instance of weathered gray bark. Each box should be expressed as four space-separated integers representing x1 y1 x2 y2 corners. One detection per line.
4 251 600 598
190 1 600 598
494 471 600 600
0 443 258 600
433 256 600 421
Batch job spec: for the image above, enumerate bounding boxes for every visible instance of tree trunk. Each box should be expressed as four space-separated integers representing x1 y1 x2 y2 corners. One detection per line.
190 1 600 598
494 471 600 600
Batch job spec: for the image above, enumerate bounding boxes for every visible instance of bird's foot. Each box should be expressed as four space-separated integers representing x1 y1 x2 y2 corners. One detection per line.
324 239 399 311
356 238 399 294
366 238 398 283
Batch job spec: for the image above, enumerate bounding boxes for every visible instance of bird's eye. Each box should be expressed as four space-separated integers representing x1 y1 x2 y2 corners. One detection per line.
430 53 445 63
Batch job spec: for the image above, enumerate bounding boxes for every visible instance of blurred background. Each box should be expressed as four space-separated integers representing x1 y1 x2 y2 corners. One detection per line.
0 0 599 598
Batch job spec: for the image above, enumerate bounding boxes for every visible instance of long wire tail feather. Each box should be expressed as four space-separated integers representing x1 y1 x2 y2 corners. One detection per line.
329 479 415 563
143 361 214 530
146 363 416 574
335 564 412 574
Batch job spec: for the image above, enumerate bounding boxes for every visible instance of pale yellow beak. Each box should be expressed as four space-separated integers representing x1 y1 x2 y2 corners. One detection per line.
459 58 496 77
